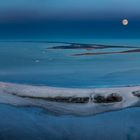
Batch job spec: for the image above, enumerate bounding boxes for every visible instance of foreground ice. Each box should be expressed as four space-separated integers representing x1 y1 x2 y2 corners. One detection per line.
0 82 140 116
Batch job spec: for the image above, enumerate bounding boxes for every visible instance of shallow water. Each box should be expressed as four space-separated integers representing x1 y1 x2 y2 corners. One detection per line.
0 104 140 140
0 39 140 140
0 39 140 88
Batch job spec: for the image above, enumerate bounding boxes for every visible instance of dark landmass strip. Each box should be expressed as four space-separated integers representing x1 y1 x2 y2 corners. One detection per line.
8 91 123 104
122 49 140 53
48 44 139 50
1 40 139 51
73 49 140 56
44 41 139 50
9 92 90 103
5 40 138 49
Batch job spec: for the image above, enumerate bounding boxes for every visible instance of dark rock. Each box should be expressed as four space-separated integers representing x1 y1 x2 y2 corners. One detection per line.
106 93 122 102
94 93 122 103
43 97 89 103
93 94 106 103
132 91 140 97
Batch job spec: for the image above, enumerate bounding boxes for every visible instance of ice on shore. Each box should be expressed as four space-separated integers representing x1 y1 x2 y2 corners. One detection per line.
0 82 140 116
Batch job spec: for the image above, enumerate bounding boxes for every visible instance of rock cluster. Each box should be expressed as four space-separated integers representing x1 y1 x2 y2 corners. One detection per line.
10 90 123 104
93 93 122 103
132 90 140 97
44 93 122 104
44 97 89 103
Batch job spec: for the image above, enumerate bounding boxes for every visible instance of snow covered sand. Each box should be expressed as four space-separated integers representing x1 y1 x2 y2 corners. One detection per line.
0 82 140 116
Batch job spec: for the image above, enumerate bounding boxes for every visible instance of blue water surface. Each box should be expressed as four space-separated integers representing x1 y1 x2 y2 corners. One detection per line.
0 39 140 88
0 39 140 140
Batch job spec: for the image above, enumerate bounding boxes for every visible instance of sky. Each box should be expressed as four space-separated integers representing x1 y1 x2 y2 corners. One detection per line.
0 0 140 21
0 0 140 39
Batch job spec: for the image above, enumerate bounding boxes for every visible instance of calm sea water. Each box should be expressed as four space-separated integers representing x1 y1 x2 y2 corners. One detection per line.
0 39 140 88
0 39 140 140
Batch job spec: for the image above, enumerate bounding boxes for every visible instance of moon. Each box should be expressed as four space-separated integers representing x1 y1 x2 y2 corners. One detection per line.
122 19 128 26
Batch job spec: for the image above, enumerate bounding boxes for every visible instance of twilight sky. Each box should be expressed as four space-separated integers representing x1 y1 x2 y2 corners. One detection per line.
0 0 140 39
0 0 139 21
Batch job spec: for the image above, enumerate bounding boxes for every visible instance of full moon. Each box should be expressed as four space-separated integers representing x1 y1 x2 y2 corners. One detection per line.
122 19 128 26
